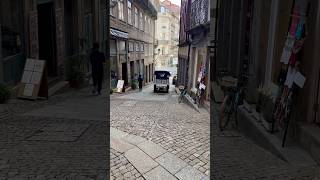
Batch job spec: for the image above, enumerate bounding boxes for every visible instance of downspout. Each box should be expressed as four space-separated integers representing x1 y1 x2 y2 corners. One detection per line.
213 0 219 82
0 22 3 83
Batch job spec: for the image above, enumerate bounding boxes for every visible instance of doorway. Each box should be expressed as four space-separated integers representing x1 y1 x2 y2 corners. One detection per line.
130 61 135 80
122 62 128 86
37 2 57 77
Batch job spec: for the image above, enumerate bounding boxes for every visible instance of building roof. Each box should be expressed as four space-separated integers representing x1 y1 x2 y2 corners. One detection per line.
160 0 180 15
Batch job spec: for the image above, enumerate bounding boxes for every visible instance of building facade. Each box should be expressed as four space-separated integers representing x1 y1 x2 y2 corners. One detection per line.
0 0 107 86
177 0 212 102
110 0 157 89
215 0 320 162
155 0 180 68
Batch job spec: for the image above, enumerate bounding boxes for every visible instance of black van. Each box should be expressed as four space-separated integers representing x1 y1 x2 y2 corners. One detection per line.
154 70 171 93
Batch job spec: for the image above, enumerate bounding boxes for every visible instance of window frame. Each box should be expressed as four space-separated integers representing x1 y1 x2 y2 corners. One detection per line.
127 1 132 25
135 7 139 28
118 0 124 21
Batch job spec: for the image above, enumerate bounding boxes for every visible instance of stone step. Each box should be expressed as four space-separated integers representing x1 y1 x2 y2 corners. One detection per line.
48 81 69 96
237 105 318 166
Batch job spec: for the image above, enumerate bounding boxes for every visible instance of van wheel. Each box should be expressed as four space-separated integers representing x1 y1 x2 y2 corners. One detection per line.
166 85 169 93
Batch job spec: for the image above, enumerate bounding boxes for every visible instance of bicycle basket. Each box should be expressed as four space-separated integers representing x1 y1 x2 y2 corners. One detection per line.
220 76 238 88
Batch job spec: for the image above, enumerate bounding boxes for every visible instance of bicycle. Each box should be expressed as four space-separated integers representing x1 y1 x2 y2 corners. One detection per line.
218 77 245 131
178 86 188 103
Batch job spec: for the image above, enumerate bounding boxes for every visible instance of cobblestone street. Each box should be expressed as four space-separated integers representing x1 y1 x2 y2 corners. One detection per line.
110 85 210 180
0 87 108 179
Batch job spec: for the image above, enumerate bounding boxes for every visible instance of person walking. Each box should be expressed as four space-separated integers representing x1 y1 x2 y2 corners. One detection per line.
138 74 143 91
90 42 105 95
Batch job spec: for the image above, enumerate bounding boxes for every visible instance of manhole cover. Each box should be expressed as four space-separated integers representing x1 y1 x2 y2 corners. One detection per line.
26 123 90 142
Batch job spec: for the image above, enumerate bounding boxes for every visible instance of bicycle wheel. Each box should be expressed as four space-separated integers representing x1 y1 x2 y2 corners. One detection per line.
178 95 183 103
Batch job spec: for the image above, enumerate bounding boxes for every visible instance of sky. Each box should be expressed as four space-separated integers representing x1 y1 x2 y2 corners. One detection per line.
161 0 181 6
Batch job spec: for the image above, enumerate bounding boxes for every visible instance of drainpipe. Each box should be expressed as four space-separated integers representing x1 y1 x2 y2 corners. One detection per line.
213 0 219 81
0 22 3 83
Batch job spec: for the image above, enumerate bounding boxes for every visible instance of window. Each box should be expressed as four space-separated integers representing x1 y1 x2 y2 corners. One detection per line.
129 42 134 52
135 42 139 51
118 0 124 20
161 33 166 39
110 0 117 16
144 16 147 32
141 43 144 52
135 8 139 28
1 0 23 58
110 39 117 55
145 44 149 55
160 6 165 13
127 1 132 25
119 40 126 52
140 12 143 31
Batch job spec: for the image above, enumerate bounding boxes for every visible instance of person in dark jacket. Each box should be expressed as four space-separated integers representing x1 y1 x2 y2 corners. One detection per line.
90 42 105 95
138 74 143 91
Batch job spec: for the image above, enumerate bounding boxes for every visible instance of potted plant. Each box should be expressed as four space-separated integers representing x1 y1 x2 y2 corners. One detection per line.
257 84 274 122
0 84 11 104
131 79 138 90
65 55 85 88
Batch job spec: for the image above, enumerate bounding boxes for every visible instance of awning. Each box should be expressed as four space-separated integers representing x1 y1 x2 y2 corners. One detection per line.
110 28 128 39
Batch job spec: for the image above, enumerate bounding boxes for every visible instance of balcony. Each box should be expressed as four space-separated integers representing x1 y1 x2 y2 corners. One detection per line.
138 0 158 19
189 0 209 30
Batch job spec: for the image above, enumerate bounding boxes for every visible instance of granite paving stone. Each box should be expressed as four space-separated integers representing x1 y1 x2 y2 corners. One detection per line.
143 166 177 180
125 147 158 174
155 152 187 174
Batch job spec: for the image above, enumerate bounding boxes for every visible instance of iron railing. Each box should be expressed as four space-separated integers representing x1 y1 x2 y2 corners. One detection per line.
190 0 209 29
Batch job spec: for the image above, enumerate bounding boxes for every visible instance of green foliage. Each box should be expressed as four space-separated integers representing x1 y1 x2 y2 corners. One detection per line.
131 79 138 90
65 55 85 88
0 84 11 103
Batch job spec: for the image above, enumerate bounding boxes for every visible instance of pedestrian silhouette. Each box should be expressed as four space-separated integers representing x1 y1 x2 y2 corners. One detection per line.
90 42 105 95
138 75 143 91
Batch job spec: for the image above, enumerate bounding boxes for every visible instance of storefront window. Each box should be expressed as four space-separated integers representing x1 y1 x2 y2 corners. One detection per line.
0 0 23 58
119 40 126 53
110 39 117 55
129 42 134 52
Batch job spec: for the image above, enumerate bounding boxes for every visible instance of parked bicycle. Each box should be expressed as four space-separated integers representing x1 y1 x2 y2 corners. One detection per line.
218 76 245 131
178 86 188 103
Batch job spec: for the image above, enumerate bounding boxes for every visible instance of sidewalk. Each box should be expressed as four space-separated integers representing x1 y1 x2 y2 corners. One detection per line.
111 127 209 180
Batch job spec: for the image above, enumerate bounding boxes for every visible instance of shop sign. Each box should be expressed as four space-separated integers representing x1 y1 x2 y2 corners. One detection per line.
110 28 128 39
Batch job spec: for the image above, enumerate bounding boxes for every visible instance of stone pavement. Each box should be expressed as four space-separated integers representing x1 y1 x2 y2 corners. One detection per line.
110 127 209 180
211 104 320 180
0 86 108 179
110 84 210 180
